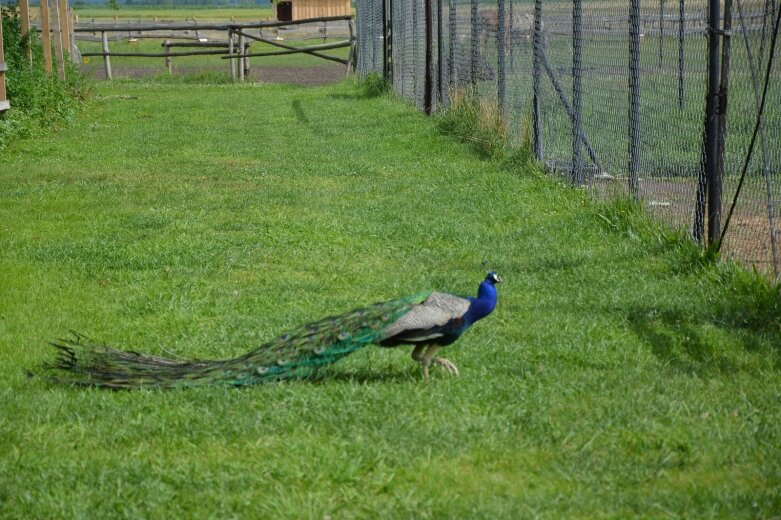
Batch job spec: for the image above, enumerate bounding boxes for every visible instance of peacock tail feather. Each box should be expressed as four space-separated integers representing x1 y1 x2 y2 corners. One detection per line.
42 292 432 389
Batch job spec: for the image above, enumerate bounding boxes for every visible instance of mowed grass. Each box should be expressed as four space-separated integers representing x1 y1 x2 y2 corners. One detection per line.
1 79 780 518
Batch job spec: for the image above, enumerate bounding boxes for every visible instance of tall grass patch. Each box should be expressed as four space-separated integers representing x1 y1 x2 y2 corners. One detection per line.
436 87 537 176
437 88 509 160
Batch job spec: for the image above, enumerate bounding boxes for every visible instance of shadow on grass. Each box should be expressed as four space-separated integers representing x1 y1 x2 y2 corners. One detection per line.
291 99 332 137
627 307 738 374
627 304 780 375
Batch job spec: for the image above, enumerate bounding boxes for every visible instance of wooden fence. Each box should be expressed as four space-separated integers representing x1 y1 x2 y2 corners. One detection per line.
0 14 7 113
10 0 77 82
74 15 356 81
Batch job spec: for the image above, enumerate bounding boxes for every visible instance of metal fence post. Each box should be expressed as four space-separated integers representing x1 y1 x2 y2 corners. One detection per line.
629 0 641 199
437 0 444 104
716 0 733 243
532 0 543 160
448 0 456 89
658 0 665 68
470 0 478 88
424 0 433 114
678 0 685 109
571 0 584 186
705 0 722 246
412 0 419 104
498 0 506 116
382 0 388 78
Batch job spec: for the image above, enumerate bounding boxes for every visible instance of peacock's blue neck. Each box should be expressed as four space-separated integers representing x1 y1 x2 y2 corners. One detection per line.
465 280 498 325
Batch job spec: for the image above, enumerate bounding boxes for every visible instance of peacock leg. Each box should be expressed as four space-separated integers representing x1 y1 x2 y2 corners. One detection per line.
411 344 426 363
419 344 459 381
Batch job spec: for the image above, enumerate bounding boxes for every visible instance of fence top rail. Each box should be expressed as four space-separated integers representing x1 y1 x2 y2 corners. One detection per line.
72 15 353 33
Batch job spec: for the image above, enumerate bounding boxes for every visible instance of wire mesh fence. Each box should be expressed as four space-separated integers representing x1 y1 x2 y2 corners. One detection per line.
356 0 780 278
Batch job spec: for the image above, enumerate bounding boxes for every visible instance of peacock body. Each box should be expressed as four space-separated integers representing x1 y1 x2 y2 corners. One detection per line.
41 273 501 389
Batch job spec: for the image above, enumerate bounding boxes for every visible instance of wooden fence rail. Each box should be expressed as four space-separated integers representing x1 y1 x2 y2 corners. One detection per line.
72 15 356 81
223 39 353 64
72 15 353 33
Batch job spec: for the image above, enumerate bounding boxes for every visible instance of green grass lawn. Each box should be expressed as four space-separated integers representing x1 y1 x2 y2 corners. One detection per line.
1 78 780 518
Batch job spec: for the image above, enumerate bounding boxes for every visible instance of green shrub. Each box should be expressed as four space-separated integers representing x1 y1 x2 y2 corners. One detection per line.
0 2 91 148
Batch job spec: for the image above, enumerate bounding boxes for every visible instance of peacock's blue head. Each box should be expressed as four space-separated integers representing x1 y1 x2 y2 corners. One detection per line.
486 271 502 284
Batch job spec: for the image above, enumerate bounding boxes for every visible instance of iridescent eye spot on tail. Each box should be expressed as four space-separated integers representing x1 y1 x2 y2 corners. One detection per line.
337 332 349 341
257 366 268 375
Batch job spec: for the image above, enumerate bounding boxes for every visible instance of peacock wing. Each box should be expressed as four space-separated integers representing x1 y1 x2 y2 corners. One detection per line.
378 292 471 345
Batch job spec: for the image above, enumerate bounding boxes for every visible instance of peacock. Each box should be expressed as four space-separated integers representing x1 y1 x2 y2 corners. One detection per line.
38 272 501 389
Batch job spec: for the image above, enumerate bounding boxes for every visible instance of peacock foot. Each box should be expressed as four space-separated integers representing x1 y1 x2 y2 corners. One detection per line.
421 357 459 381
433 357 459 376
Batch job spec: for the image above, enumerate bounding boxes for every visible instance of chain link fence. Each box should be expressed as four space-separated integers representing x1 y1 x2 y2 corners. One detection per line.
356 0 780 278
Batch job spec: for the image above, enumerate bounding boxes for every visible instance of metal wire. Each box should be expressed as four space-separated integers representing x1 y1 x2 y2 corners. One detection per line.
354 0 781 277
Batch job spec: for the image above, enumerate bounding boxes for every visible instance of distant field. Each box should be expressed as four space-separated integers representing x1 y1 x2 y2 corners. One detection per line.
21 6 277 23
73 6 276 22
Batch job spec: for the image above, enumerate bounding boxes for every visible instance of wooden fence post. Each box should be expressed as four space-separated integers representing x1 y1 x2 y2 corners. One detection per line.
0 16 9 112
40 0 53 74
164 40 172 74
52 0 66 80
69 7 77 63
228 28 235 80
243 41 250 79
346 17 355 75
58 0 70 59
20 0 33 65
101 31 112 79
238 33 245 82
